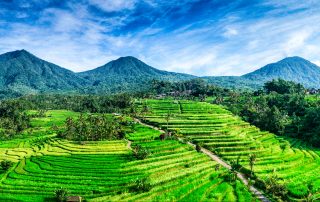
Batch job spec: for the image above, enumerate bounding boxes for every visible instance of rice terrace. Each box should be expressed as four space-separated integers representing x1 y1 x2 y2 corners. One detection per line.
1 0 320 202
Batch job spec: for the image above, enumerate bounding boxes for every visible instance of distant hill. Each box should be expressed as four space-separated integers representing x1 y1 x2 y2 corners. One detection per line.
243 56 320 88
0 50 195 96
0 50 320 98
78 56 195 93
0 50 87 96
205 57 320 89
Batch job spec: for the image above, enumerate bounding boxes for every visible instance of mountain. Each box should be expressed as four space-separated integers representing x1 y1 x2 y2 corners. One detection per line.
242 56 320 88
0 50 195 96
0 50 87 95
205 57 320 89
78 56 195 93
0 49 319 98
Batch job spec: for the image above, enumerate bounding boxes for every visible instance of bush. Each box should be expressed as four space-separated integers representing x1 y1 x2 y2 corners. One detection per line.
54 187 68 202
130 177 152 193
195 144 202 152
132 145 150 160
0 160 13 171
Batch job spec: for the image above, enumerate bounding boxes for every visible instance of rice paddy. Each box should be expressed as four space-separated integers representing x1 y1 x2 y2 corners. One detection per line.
0 109 254 201
141 99 320 200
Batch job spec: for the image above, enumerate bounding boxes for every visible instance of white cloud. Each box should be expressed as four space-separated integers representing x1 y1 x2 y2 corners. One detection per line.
88 0 137 12
313 61 320 66
283 29 312 54
223 27 238 38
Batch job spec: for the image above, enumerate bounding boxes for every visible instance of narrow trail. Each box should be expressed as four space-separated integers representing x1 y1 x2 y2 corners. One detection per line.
135 117 271 202
126 140 132 150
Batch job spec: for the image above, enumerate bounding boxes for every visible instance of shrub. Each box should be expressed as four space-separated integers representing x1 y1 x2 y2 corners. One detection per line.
130 177 152 193
54 187 68 202
264 174 288 200
195 144 202 152
223 170 237 183
132 145 150 160
0 160 13 171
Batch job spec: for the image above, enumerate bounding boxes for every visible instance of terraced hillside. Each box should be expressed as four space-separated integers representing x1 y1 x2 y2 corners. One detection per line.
141 99 320 200
0 110 254 201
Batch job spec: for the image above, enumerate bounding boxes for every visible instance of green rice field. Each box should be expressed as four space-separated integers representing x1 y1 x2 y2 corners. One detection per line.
141 99 320 200
0 109 254 201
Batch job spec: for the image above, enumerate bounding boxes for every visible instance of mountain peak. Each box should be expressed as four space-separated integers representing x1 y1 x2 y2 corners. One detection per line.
111 56 143 66
279 56 310 63
242 56 320 88
1 49 34 60
118 56 138 60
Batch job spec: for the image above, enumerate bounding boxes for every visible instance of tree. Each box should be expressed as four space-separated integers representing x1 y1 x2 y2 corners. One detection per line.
61 114 128 141
132 145 150 160
214 95 224 105
224 170 237 183
230 156 241 171
54 187 68 202
264 79 305 94
130 177 152 193
141 102 150 119
0 160 13 171
195 144 202 152
248 154 256 176
280 143 289 153
264 173 288 200
165 110 173 132
268 106 287 135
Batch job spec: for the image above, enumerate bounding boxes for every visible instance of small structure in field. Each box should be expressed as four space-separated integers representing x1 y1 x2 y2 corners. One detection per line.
67 196 82 202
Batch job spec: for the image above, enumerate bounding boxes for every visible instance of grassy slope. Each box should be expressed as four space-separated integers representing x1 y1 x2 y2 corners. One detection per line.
141 99 320 199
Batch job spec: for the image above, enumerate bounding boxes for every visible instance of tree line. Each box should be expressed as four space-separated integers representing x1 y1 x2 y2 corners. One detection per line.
58 114 132 141
220 79 320 147
0 93 134 140
0 100 30 140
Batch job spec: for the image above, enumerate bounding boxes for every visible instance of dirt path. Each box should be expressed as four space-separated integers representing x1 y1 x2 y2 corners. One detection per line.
126 140 132 150
135 118 271 202
187 142 271 202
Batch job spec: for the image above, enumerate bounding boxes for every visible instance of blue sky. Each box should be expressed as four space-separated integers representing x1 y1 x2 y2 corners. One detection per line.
1 0 320 76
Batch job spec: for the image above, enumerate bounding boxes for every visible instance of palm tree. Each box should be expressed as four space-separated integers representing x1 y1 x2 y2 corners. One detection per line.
248 154 256 176
305 184 320 202
165 110 173 132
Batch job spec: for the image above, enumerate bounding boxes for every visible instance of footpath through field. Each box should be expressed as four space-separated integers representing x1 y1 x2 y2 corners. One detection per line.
135 118 271 202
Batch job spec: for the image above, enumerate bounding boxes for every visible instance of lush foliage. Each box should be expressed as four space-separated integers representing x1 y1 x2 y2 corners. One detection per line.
0 160 13 171
17 93 134 113
224 79 320 146
132 144 150 160
151 78 229 99
58 114 130 141
0 100 30 139
54 188 68 202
